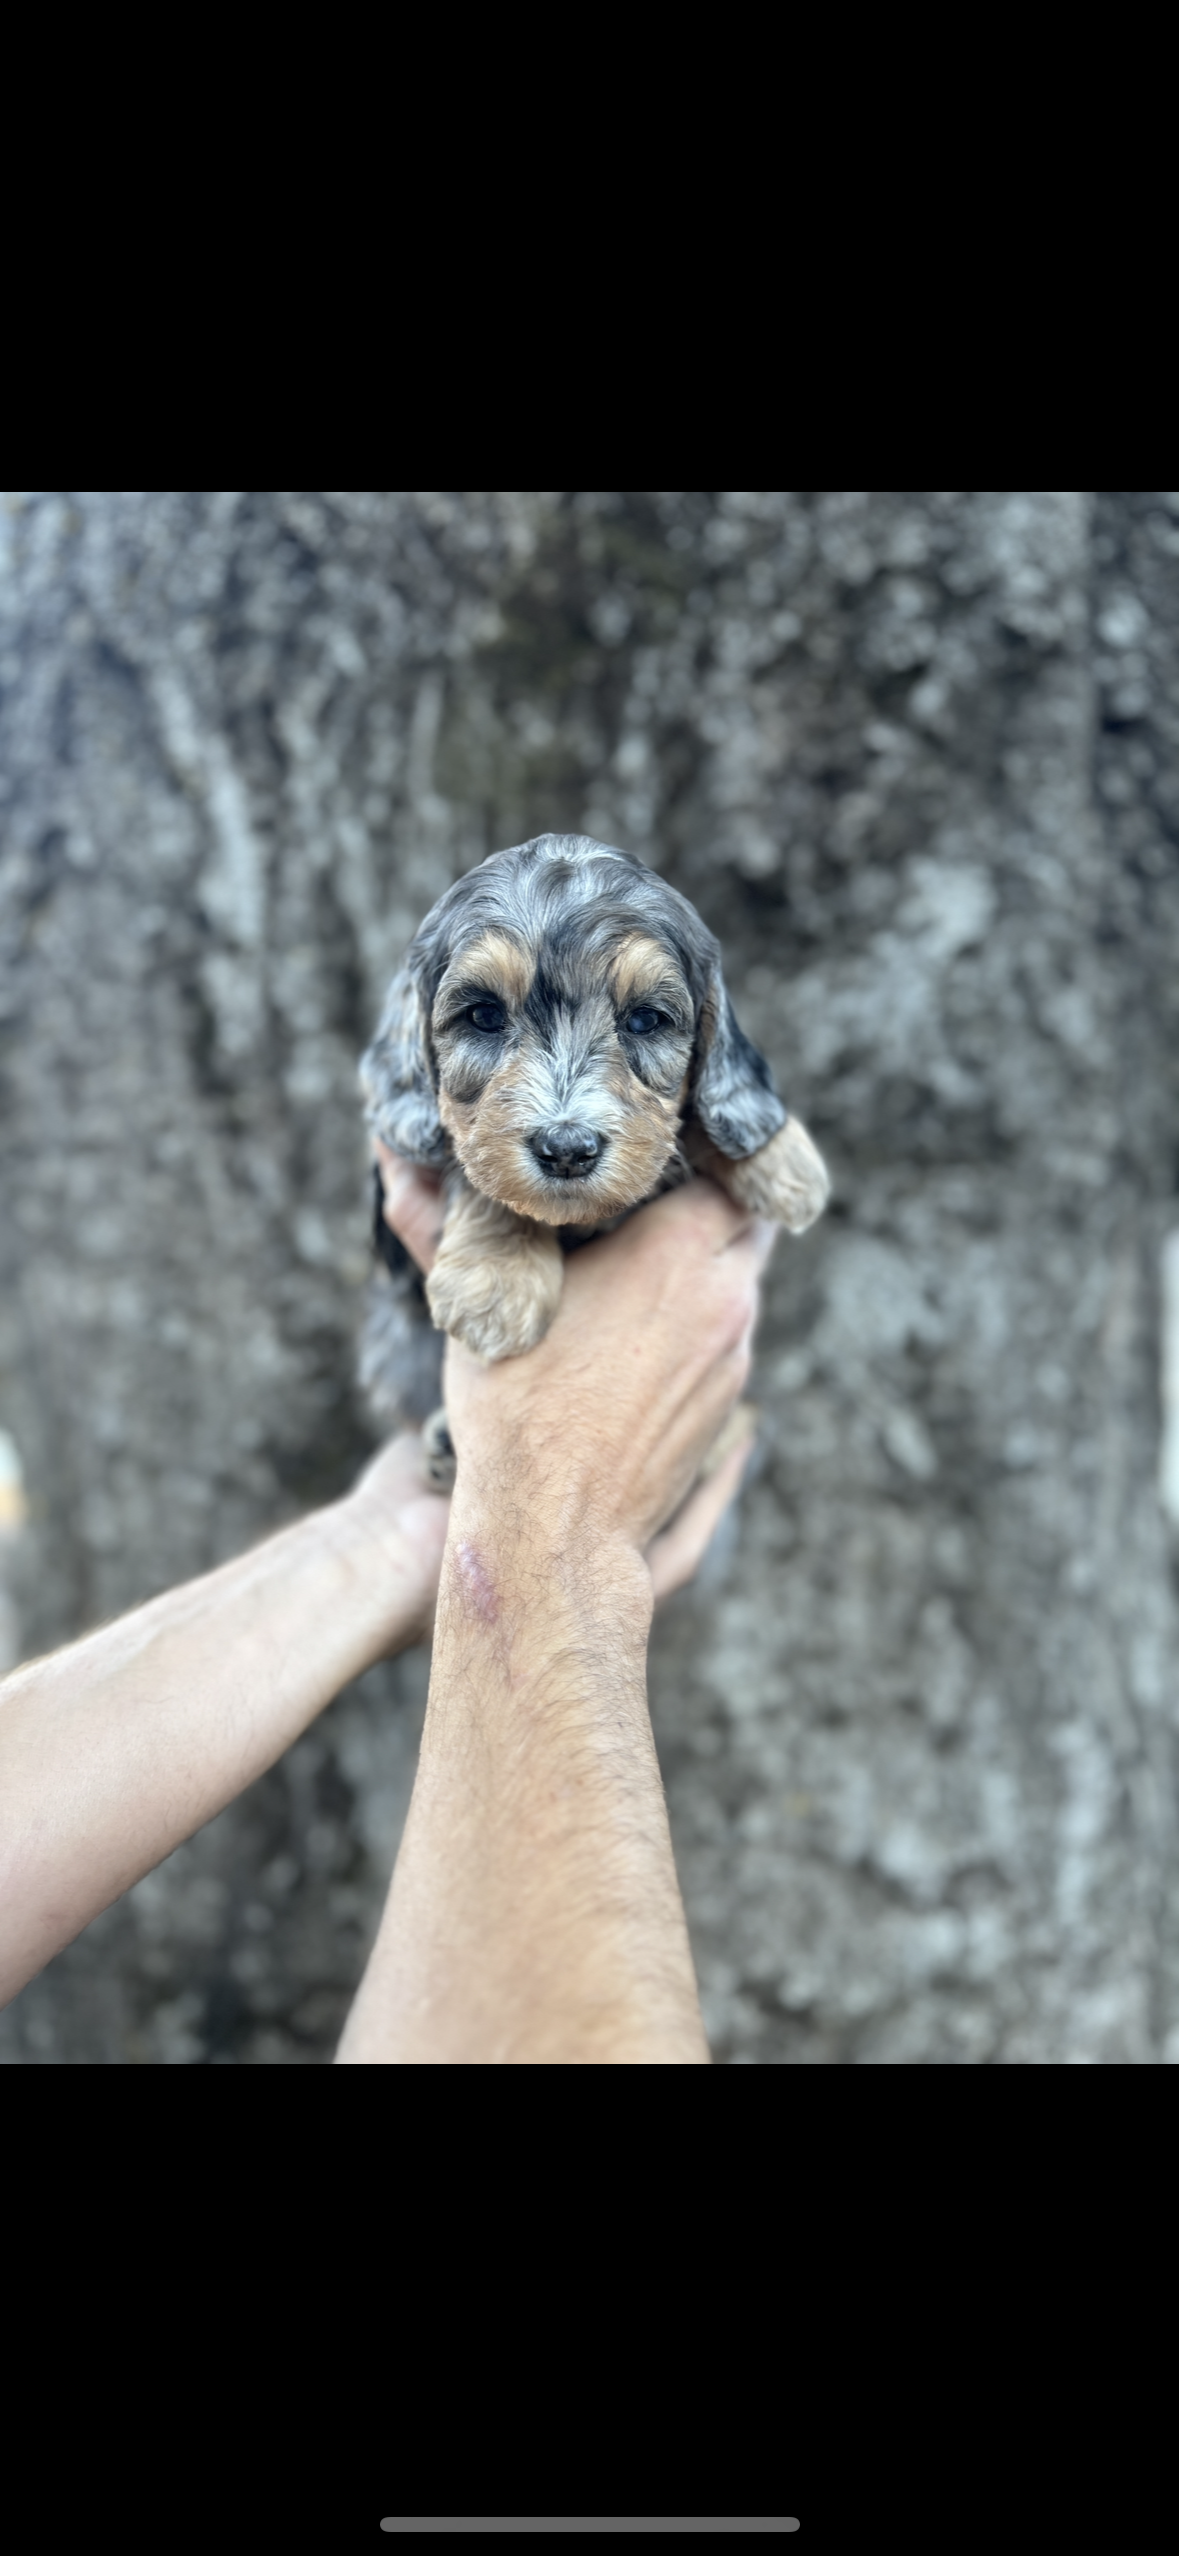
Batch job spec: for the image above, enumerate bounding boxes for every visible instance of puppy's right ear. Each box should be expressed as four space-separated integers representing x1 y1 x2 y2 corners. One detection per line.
690 948 829 1233
359 965 448 1166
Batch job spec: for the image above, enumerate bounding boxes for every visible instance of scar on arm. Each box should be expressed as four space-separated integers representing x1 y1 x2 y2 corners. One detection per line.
455 1540 500 1625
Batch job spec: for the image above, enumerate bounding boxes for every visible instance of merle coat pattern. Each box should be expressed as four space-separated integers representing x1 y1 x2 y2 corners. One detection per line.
359 835 827 1446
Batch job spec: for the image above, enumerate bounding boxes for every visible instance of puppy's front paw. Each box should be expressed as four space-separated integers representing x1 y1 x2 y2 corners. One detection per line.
723 1116 830 1232
426 1226 563 1361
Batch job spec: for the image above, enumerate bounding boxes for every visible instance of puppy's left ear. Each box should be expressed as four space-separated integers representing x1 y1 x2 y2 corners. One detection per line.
692 959 829 1234
693 959 786 1159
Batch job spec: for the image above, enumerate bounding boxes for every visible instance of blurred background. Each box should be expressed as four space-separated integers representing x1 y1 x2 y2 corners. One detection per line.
2 490 1178 2064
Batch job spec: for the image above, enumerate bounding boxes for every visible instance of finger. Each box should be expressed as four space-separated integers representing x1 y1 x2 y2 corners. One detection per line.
748 1216 778 1273
374 1141 446 1273
354 1428 452 1516
647 1426 755 1604
720 1213 778 1277
697 1400 759 1478
637 1174 755 1254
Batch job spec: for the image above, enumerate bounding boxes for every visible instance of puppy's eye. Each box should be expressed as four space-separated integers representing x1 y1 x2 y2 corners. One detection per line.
466 999 506 1034
624 1005 669 1037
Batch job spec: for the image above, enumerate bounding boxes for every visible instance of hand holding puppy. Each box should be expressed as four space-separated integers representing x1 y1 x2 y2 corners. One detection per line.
374 1142 767 1605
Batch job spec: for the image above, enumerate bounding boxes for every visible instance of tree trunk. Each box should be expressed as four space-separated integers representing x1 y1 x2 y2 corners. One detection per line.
2 491 1178 2063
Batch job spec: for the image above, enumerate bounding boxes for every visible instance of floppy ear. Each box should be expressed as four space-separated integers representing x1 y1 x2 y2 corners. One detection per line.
359 963 448 1166
692 960 788 1161
691 958 830 1234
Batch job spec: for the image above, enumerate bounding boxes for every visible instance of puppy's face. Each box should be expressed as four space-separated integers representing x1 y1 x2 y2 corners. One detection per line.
361 836 792 1210
430 923 693 1225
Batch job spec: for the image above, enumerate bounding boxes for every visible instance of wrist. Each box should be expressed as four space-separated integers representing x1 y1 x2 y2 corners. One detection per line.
450 1424 643 1551
442 1481 655 1648
323 1481 443 1653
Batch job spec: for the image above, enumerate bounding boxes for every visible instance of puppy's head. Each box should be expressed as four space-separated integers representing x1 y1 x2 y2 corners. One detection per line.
361 835 789 1226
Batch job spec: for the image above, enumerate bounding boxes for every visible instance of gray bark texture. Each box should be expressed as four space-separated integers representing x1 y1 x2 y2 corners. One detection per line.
2 491 1178 2064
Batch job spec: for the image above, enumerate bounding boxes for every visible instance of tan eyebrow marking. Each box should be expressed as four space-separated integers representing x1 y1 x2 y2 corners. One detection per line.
435 929 535 1019
608 932 687 1012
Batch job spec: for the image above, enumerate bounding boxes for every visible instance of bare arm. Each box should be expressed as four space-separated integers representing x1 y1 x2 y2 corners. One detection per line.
0 1436 449 2006
0 1168 755 2022
338 1170 769 2065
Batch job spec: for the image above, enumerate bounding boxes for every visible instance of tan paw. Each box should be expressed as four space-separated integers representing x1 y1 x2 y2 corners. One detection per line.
426 1224 563 1360
719 1116 829 1231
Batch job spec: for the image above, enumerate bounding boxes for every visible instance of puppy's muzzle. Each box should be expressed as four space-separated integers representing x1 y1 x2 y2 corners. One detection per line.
529 1122 605 1181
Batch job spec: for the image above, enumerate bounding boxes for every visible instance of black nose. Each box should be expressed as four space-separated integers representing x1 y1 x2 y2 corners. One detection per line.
529 1122 604 1179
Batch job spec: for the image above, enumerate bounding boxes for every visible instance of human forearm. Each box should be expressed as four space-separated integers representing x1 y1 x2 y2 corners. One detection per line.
338 1171 770 2067
0 1456 439 2005
338 1486 709 2065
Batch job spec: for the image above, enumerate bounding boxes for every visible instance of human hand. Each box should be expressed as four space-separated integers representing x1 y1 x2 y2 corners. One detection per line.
340 1429 452 1648
373 1141 767 1601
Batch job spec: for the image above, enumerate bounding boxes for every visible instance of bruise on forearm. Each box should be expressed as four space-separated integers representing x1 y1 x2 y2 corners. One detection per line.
433 1501 653 1721
454 1537 500 1625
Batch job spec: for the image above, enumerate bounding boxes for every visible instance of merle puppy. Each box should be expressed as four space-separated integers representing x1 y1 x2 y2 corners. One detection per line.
359 834 827 1477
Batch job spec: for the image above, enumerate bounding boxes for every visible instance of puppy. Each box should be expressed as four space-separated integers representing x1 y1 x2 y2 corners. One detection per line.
359 834 828 1480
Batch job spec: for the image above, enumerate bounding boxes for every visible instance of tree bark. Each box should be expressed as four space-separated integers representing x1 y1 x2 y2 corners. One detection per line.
2 491 1177 2063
